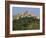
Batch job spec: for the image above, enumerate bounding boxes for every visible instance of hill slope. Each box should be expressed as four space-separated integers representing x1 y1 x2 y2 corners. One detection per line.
13 15 40 30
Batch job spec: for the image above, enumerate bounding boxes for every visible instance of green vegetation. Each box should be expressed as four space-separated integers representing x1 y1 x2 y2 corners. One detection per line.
13 16 40 31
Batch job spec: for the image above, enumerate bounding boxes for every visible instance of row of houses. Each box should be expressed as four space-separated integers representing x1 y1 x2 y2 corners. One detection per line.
13 11 39 20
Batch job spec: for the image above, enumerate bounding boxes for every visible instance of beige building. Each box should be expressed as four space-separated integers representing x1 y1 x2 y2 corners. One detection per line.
14 12 39 20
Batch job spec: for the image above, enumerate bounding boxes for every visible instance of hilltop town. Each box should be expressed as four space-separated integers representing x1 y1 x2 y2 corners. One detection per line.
13 11 40 30
13 11 40 20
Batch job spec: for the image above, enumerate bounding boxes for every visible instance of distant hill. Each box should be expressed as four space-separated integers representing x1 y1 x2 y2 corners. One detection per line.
13 11 40 30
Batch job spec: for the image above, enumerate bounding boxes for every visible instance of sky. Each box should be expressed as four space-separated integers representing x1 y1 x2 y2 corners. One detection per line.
12 7 40 16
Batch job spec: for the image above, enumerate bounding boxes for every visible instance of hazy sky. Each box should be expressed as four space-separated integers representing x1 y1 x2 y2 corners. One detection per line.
12 7 40 16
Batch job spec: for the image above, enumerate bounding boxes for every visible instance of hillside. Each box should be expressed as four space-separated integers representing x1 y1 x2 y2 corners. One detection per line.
13 11 40 30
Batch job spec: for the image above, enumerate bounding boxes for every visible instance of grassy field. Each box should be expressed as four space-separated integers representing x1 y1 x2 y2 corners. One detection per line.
13 16 40 31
